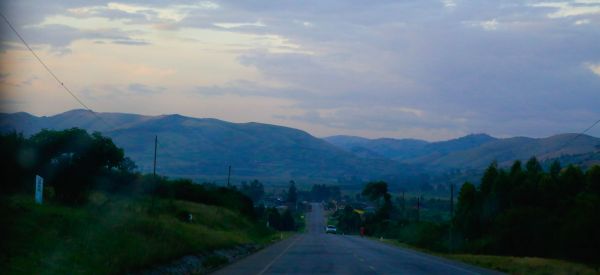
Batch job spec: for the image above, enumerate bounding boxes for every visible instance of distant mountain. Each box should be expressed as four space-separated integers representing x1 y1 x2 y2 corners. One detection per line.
0 110 423 187
324 135 429 160
324 133 497 162
2 110 599 190
423 134 600 169
325 133 600 171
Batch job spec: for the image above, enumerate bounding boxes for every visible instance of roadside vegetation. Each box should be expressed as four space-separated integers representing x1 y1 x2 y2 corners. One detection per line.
378 239 598 275
0 129 301 274
330 158 600 273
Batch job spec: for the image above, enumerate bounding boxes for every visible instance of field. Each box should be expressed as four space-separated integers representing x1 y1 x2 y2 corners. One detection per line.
0 193 274 274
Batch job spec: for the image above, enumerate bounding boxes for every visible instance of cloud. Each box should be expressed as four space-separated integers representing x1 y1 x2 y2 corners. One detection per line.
575 18 592 24
80 83 165 99
2 0 600 139
587 63 600 76
464 19 501 30
15 24 149 53
127 83 165 94
195 80 312 100
532 1 600 18
442 0 457 8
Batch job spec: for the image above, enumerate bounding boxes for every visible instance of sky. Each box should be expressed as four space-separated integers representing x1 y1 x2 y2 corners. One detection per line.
1 0 599 141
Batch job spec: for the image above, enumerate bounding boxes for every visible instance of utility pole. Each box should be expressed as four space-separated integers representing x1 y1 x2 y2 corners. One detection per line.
153 135 158 176
227 165 231 187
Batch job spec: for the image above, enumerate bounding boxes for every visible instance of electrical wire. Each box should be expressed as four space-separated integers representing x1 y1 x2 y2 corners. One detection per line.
0 11 112 129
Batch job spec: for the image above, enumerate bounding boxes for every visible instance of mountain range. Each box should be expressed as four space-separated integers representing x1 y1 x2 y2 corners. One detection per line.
1 109 599 190
324 133 600 170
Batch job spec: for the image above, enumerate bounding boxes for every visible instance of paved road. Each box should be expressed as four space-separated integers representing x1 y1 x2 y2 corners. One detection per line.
214 203 501 275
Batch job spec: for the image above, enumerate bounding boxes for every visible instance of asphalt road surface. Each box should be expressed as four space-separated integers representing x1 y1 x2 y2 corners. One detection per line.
214 203 502 275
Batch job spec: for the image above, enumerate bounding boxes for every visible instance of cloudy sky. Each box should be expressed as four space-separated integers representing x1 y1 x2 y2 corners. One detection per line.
1 0 599 140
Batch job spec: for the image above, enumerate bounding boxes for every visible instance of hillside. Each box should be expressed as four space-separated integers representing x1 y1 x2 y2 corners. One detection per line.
2 110 598 189
0 193 273 274
0 110 421 186
325 133 600 171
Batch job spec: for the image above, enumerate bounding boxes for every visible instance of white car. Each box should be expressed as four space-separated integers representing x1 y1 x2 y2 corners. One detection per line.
325 225 337 234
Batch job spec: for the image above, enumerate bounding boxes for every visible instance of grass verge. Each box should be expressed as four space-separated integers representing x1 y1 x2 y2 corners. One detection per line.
375 238 599 275
0 193 274 274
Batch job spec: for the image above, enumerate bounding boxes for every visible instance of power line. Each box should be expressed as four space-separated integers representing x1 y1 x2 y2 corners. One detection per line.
558 118 600 153
0 11 112 129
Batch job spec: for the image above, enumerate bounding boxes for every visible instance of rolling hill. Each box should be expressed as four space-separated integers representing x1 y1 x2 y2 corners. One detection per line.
2 109 599 190
325 133 600 171
0 109 423 187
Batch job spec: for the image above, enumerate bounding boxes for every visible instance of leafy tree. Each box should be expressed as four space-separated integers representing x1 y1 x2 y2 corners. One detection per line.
30 128 124 205
362 181 392 220
362 181 388 201
336 205 362 233
0 132 30 195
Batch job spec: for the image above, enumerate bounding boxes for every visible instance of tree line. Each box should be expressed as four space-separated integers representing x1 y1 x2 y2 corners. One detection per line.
454 158 600 263
333 158 600 264
0 129 255 219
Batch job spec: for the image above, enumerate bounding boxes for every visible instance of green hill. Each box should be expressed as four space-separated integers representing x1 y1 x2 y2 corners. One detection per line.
325 133 600 171
0 110 422 187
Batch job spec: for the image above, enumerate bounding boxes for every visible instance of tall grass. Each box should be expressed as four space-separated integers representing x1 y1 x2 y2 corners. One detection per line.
1 193 273 274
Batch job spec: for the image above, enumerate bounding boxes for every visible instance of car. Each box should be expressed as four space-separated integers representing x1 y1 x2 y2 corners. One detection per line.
325 225 337 234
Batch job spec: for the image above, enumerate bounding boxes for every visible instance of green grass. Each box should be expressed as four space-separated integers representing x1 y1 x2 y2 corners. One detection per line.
375 238 599 275
447 254 599 275
0 193 274 274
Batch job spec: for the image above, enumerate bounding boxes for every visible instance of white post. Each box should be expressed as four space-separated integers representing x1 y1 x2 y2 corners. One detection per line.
35 175 44 204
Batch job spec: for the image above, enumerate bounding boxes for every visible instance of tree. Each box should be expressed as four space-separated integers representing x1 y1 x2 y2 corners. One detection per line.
559 165 584 197
287 180 297 204
585 165 600 194
454 182 480 239
280 209 295 231
240 179 265 203
30 128 124 205
480 161 498 196
0 132 30 195
267 207 281 229
362 181 388 201
337 205 362 233
549 160 561 180
362 181 392 220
